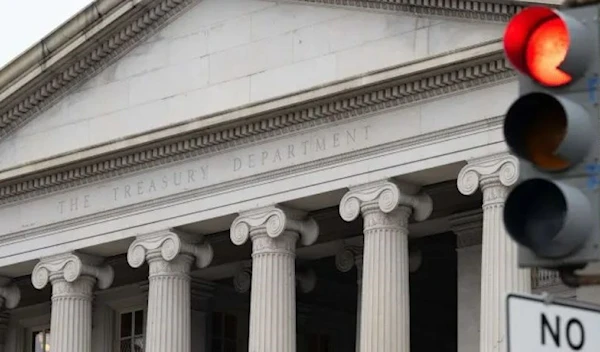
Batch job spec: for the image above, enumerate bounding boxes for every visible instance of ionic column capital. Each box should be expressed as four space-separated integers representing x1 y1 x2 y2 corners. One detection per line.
230 205 319 247
32 252 113 290
457 153 519 195
335 245 364 273
127 229 213 270
233 264 252 293
0 278 19 309
339 180 432 222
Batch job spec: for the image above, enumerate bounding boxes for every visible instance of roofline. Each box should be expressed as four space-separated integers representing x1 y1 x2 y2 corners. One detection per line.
0 0 563 100
0 0 141 96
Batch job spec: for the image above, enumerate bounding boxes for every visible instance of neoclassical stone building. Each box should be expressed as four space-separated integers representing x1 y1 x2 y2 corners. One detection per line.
0 0 577 351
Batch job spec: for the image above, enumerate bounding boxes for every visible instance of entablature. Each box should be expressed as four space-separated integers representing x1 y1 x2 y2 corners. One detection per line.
0 41 510 202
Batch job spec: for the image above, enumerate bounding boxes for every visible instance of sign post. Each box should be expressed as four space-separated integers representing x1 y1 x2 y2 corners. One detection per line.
507 293 600 351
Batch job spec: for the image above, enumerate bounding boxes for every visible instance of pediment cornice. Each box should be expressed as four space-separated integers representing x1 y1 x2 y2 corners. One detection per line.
0 40 514 204
292 0 529 22
0 0 552 146
0 0 196 140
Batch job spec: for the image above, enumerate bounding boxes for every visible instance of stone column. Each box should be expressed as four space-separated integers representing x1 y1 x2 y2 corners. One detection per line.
457 153 531 352
339 180 432 352
450 210 483 352
234 264 316 294
32 252 114 352
230 205 319 352
335 245 363 352
128 230 213 352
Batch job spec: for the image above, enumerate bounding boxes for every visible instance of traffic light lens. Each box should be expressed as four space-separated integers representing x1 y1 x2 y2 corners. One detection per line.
504 179 566 256
525 17 571 86
504 179 593 259
503 7 582 87
504 93 570 171
524 102 568 170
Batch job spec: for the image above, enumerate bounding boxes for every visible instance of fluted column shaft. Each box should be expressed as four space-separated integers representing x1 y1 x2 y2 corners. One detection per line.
480 177 530 352
249 230 298 351
50 278 95 352
127 230 213 352
361 205 411 352
339 180 432 352
146 253 193 352
458 154 531 352
32 252 113 352
230 205 319 352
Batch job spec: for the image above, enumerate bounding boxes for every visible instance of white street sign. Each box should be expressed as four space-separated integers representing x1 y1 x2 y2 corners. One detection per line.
507 293 600 351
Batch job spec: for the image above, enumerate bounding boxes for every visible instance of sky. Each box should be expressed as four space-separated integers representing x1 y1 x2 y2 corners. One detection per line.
0 0 92 68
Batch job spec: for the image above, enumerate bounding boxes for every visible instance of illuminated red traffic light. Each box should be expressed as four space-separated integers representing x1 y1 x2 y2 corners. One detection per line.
503 7 589 87
525 17 570 86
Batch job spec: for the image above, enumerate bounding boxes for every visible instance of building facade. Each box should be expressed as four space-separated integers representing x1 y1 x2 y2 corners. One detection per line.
0 0 579 351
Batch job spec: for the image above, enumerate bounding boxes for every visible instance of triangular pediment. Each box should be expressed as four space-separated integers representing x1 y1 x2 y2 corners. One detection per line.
0 0 514 173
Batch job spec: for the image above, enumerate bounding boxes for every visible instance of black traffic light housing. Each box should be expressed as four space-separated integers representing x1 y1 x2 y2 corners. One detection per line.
502 4 600 268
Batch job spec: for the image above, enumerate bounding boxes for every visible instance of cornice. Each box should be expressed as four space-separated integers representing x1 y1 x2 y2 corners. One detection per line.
0 0 196 140
0 52 514 205
0 0 538 147
291 0 529 22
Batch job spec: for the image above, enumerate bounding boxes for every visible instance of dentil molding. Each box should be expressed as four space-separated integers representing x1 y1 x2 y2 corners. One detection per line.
0 0 529 145
0 0 196 140
292 0 527 22
0 53 512 205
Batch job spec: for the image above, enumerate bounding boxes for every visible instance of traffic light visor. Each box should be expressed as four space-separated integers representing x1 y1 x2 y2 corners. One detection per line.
503 7 591 86
504 179 592 258
504 93 593 171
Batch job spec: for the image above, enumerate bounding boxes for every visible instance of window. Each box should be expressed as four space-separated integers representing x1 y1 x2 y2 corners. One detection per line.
119 309 145 352
31 328 51 352
211 312 237 352
306 333 330 352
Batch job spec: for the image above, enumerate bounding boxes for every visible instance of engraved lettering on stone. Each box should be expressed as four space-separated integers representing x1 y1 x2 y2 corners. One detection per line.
58 194 92 214
232 126 371 172
58 165 209 215
42 124 369 227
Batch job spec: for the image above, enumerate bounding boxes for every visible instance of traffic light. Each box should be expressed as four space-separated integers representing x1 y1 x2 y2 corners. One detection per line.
502 4 600 268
